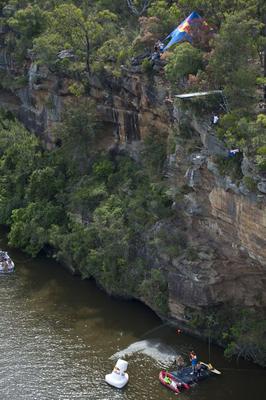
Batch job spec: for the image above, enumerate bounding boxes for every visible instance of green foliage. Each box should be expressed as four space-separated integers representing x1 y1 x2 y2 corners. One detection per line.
33 3 118 74
223 310 266 367
68 81 85 97
141 58 154 74
187 306 266 366
0 113 41 223
94 37 133 75
208 11 259 111
148 0 180 35
26 166 65 202
54 98 101 175
92 158 114 181
215 154 243 181
164 43 203 83
7 4 47 61
216 113 250 150
243 176 257 192
0 72 28 90
8 201 65 257
142 130 167 175
139 269 169 314
0 108 174 308
217 113 266 174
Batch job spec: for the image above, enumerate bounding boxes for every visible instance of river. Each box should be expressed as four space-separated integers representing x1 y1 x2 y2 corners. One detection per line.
0 230 265 400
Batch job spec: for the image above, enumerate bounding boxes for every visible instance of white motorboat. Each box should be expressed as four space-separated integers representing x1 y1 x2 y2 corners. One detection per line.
105 359 129 389
0 251 15 273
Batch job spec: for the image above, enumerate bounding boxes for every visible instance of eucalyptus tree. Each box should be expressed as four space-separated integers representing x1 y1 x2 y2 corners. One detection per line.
33 3 118 74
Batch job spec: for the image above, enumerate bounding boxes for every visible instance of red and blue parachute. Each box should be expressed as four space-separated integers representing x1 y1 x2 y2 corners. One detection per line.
163 11 203 51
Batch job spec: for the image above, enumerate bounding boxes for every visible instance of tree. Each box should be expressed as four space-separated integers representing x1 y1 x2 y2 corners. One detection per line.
33 4 118 74
54 98 102 175
0 117 41 223
164 42 203 83
8 201 65 257
8 4 48 61
208 11 259 111
148 0 180 34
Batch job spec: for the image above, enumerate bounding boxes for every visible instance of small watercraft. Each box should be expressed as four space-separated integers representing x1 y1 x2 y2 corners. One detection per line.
159 370 190 394
159 362 221 394
0 251 15 273
105 359 129 389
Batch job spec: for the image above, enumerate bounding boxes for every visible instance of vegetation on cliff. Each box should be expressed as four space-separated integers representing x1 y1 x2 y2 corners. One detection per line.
0 0 265 170
0 1 265 365
0 107 172 315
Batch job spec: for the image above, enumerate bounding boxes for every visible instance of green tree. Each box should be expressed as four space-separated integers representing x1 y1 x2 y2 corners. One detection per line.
33 3 118 73
208 11 259 111
139 269 169 314
8 201 65 256
54 99 102 175
8 4 48 61
0 117 41 223
164 42 203 83
148 0 180 34
89 195 132 294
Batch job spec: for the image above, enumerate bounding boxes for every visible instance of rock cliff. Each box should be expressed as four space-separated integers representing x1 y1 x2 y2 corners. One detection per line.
1 36 266 335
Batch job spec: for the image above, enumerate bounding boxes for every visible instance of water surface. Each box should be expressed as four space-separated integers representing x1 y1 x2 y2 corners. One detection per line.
0 232 265 399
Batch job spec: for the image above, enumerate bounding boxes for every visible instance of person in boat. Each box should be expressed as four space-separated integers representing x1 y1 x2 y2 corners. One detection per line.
189 351 198 374
195 362 205 377
164 375 172 385
175 355 185 370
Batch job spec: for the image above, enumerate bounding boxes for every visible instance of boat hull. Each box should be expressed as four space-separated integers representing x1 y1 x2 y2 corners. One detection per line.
159 370 189 394
159 362 219 394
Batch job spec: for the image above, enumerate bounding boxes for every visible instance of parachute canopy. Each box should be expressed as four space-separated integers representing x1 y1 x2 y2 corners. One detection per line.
163 11 203 51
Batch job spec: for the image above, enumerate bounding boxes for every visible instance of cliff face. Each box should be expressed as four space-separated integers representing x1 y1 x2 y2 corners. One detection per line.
1 55 266 326
0 61 172 149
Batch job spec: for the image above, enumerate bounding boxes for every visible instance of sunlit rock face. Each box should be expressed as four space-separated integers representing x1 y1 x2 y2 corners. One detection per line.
209 188 266 266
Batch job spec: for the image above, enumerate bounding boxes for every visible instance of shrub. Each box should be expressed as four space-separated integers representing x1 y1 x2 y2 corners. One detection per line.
164 43 203 83
215 154 243 181
243 176 257 192
139 269 169 314
141 58 154 74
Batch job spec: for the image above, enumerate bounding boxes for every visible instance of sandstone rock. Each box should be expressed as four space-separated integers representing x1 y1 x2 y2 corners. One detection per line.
257 180 266 194
198 252 213 261
241 154 257 176
207 159 220 176
184 193 202 215
185 167 201 188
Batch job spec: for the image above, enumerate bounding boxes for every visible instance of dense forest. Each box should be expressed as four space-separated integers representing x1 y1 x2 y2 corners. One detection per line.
0 1 265 366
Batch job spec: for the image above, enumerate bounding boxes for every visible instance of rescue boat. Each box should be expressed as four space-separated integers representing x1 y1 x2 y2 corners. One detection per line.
159 370 190 394
159 362 221 394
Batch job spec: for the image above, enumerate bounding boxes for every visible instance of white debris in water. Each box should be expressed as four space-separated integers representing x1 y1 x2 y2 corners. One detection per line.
110 339 176 367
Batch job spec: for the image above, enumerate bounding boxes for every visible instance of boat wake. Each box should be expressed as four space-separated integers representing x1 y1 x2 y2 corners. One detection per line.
110 339 176 367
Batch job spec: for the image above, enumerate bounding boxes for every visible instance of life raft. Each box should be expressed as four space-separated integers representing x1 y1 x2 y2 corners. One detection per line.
159 362 220 394
159 370 190 394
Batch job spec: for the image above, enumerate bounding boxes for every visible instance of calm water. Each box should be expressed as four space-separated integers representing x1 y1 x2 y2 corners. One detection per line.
0 231 265 400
